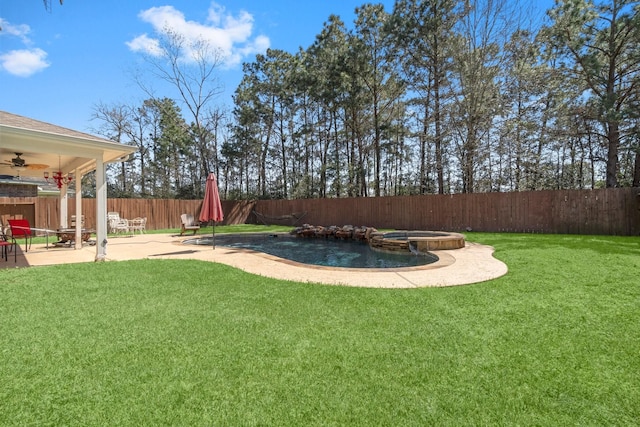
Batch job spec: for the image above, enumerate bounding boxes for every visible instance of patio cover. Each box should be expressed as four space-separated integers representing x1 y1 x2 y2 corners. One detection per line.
0 110 137 261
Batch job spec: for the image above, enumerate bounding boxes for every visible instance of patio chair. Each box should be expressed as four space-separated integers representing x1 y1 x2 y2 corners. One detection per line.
1 214 11 235
180 214 200 236
0 230 17 263
107 212 129 234
128 217 147 234
107 212 118 232
71 215 85 228
8 218 33 252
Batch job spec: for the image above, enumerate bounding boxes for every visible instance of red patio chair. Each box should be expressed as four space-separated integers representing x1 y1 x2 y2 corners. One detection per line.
8 219 33 252
0 230 17 262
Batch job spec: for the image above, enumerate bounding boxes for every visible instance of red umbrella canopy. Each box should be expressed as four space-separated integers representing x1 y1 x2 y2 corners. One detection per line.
199 173 224 223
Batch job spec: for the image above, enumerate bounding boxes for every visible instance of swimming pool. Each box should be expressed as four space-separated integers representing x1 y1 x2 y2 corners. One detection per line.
184 233 438 268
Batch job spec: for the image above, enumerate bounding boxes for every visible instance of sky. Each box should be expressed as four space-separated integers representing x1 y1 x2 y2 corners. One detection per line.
1 0 552 135
0 0 394 134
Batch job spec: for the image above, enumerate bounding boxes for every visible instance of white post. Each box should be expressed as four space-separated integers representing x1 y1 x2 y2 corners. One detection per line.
95 156 107 262
60 185 68 229
74 169 82 249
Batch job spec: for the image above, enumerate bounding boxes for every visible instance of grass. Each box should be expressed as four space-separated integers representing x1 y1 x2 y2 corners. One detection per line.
1 232 639 425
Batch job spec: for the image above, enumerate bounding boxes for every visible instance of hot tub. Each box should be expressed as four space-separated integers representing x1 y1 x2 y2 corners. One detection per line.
368 231 465 253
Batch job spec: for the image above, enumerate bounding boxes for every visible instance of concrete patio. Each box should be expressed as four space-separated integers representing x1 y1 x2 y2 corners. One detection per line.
0 233 508 288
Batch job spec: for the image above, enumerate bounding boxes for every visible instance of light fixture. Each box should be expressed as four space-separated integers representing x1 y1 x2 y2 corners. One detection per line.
44 158 73 189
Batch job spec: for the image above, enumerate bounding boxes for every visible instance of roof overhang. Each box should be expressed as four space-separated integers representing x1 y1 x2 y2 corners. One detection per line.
0 114 137 179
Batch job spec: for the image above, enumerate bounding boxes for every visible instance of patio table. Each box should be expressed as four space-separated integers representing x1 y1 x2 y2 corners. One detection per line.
31 227 58 249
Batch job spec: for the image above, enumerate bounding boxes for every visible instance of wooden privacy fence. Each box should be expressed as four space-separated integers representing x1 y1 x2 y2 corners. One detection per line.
1 188 638 235
250 188 640 236
0 198 255 232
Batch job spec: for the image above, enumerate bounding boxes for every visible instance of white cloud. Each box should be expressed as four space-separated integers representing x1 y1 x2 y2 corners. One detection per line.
126 2 270 68
126 34 163 57
0 18 50 77
0 48 50 77
0 18 33 44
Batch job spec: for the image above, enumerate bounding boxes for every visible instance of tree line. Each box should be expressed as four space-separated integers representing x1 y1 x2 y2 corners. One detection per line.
92 0 640 200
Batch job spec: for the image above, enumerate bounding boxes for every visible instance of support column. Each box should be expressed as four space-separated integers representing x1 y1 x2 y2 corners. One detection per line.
95 156 107 262
74 169 82 250
59 185 68 229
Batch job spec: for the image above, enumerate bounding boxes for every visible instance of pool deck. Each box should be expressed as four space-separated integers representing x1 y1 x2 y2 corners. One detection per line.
1 233 508 288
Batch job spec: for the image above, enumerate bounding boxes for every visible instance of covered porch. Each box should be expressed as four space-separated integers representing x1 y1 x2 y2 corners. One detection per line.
0 111 137 261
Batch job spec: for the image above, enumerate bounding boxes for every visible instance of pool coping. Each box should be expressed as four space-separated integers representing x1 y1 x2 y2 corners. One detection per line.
2 232 508 288
181 232 455 272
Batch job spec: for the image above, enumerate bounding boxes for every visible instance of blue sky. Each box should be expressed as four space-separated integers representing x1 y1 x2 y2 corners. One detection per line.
0 1 397 133
1 1 551 134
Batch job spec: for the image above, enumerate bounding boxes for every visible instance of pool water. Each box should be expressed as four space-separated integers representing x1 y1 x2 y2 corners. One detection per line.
185 233 438 268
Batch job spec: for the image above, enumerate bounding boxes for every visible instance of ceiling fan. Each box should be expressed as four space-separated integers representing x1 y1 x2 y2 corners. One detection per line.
1 153 49 171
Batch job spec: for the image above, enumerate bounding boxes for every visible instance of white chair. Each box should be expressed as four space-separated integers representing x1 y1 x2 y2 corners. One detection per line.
108 212 129 234
107 212 119 226
128 217 146 234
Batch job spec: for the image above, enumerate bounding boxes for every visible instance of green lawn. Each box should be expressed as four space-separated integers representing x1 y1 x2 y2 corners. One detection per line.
1 232 639 425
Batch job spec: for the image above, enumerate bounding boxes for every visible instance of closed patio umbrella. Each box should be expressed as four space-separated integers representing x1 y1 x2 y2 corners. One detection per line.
199 172 224 248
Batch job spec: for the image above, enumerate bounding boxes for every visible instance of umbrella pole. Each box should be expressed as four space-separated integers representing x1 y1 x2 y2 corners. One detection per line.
212 221 215 249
